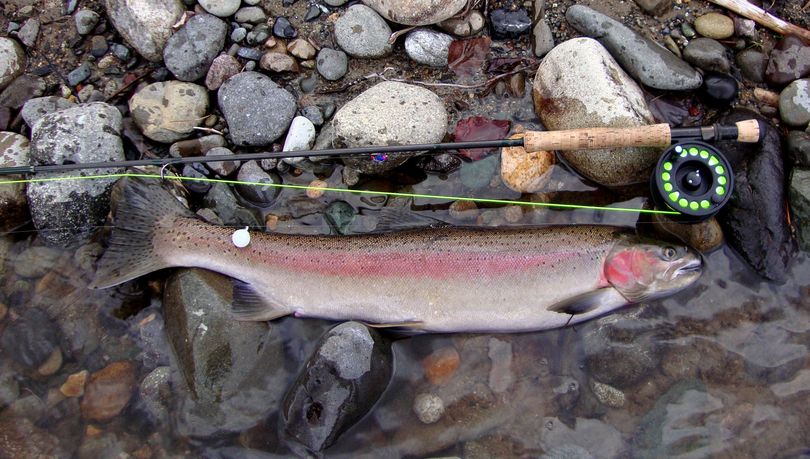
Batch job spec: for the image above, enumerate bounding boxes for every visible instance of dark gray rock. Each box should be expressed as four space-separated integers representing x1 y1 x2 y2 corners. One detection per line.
790 168 810 251
765 35 810 86
0 74 46 109
682 37 730 73
67 62 92 86
203 182 260 227
163 14 227 82
300 105 324 126
282 322 393 452
316 48 348 81
736 49 766 83
1 308 61 370
779 78 810 128
27 103 125 245
634 0 671 16
583 314 660 389
715 111 794 282
74 9 101 35
490 8 532 38
787 130 810 167
565 5 702 90
272 16 297 39
17 18 39 47
235 160 281 206
218 71 296 146
702 72 738 106
335 5 392 58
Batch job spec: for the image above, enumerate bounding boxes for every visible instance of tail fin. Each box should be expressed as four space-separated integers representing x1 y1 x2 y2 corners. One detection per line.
90 176 195 289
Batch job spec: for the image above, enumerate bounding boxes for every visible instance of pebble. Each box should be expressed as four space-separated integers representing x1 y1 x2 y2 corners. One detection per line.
0 74 45 109
734 18 757 39
111 43 130 61
779 79 810 128
205 54 241 90
413 393 444 424
335 5 392 58
766 36 810 86
273 16 297 39
60 370 89 397
89 35 108 57
104 0 185 62
316 48 348 80
287 38 316 60
205 146 240 176
306 179 328 199
694 12 735 40
325 200 356 234
533 38 657 187
67 62 91 86
231 27 247 43
363 0 465 26
633 0 671 16
282 116 316 165
36 348 62 376
218 71 296 146
490 8 532 38
790 168 810 251
439 10 486 37
75 9 101 35
702 72 738 106
404 28 453 67
448 200 478 221
533 19 555 57
80 361 136 421
235 160 281 205
652 214 724 252
1 308 61 370
163 13 227 82
183 164 212 193
17 18 40 47
736 49 767 83
682 38 730 73
129 81 209 143
0 38 25 91
259 52 299 73
566 5 702 90
198 0 240 17
590 380 626 408
170 134 226 157
422 347 460 385
333 81 448 176
234 6 266 24
500 134 555 193
300 105 324 126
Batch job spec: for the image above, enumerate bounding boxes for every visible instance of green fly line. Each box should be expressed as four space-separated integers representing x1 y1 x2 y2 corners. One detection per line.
0 172 681 215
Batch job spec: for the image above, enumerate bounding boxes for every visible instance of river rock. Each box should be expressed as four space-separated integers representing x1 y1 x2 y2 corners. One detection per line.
651 214 724 252
20 96 76 128
0 417 65 458
234 6 266 24
0 38 25 90
218 71 297 146
129 81 209 143
80 361 136 421
0 308 61 370
331 81 448 175
788 130 810 166
0 74 46 109
694 12 734 39
439 10 486 37
533 38 658 187
282 116 316 166
0 132 30 230
533 19 554 57
17 18 39 48
765 36 810 86
74 9 101 35
203 182 261 227
715 111 793 281
736 49 767 83
405 28 453 67
702 72 738 106
362 0 466 26
170 134 226 157
682 37 730 73
27 103 124 245
235 160 282 206
566 5 702 90
163 269 288 436
316 48 348 81
205 54 241 90
500 134 555 193
779 79 810 128
163 14 227 82
282 322 393 452
288 38 316 60
335 5 393 58
790 168 810 251
490 8 532 38
198 0 240 17
104 0 185 62
259 52 299 73
634 0 671 16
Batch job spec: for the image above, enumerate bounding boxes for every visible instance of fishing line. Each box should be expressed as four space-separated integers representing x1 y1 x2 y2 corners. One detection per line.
0 172 681 215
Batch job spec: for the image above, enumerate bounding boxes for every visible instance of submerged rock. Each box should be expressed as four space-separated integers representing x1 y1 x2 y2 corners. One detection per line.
362 0 466 26
790 168 810 251
282 321 393 452
80 361 137 421
566 5 702 90
500 133 555 193
0 308 61 370
331 81 448 176
104 0 184 62
532 38 658 187
715 111 793 281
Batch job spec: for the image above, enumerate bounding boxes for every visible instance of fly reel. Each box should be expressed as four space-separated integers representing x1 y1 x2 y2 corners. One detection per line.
651 141 734 222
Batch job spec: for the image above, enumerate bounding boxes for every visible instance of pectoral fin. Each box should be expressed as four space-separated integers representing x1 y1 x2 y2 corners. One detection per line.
231 280 290 321
548 288 626 316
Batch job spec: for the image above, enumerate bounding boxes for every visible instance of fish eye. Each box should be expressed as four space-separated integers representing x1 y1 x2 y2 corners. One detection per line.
661 246 677 260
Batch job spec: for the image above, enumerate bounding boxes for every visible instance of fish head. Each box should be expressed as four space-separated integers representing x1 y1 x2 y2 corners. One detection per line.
604 238 703 303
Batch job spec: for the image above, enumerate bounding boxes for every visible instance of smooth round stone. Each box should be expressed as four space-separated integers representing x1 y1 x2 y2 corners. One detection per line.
0 38 26 90
780 79 810 128
198 0 240 17
335 5 392 58
316 48 348 81
21 96 76 128
282 116 316 165
235 160 281 205
205 54 240 90
287 38 316 60
413 393 444 424
231 27 247 42
682 37 730 73
273 16 297 39
104 0 185 62
129 81 209 143
490 8 532 38
259 52 298 73
438 10 485 37
404 28 452 67
300 105 323 126
362 0 466 26
736 49 766 83
74 9 100 35
702 72 738 106
80 361 136 421
164 13 227 81
205 146 240 176
652 214 724 252
694 12 734 40
533 19 554 57
325 0 348 5
234 6 266 24
217 71 296 146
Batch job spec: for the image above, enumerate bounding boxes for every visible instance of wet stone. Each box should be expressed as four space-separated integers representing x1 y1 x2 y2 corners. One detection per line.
422 346 461 385
765 36 810 86
235 160 282 206
164 14 227 82
282 322 393 452
61 370 89 397
736 49 767 83
0 365 20 407
273 16 297 39
138 366 171 426
104 0 185 62
282 116 316 166
335 5 392 58
652 214 724 252
1 308 61 370
779 79 810 128
490 8 532 38
80 361 136 421
0 417 65 458
501 134 555 193
790 168 810 251
75 9 101 35
203 182 260 227
413 393 444 424
325 200 356 235
316 48 348 81
682 38 730 73
702 72 738 106
694 12 734 39
236 46 262 61
590 380 626 408
0 131 30 230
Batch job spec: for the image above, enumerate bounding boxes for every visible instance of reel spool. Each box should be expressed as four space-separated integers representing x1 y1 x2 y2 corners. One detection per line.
651 141 734 222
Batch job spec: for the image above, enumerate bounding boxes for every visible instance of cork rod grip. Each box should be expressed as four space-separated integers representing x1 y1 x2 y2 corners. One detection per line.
523 124 672 152
735 119 760 143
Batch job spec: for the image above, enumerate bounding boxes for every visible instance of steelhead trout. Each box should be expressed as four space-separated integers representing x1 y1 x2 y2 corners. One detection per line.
91 178 703 333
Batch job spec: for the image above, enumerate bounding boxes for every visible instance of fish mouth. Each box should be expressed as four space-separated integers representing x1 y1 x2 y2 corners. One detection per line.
677 258 703 274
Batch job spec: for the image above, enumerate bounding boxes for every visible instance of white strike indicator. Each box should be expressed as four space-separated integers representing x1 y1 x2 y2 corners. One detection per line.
232 227 251 248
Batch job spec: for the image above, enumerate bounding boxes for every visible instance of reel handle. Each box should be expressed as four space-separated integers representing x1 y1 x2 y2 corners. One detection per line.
522 120 761 153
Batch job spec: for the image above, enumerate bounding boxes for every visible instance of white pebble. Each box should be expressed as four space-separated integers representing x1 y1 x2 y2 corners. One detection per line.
413 393 444 424
232 226 251 248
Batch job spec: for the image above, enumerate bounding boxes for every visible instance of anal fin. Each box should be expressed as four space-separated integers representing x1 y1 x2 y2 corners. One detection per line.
231 279 290 321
